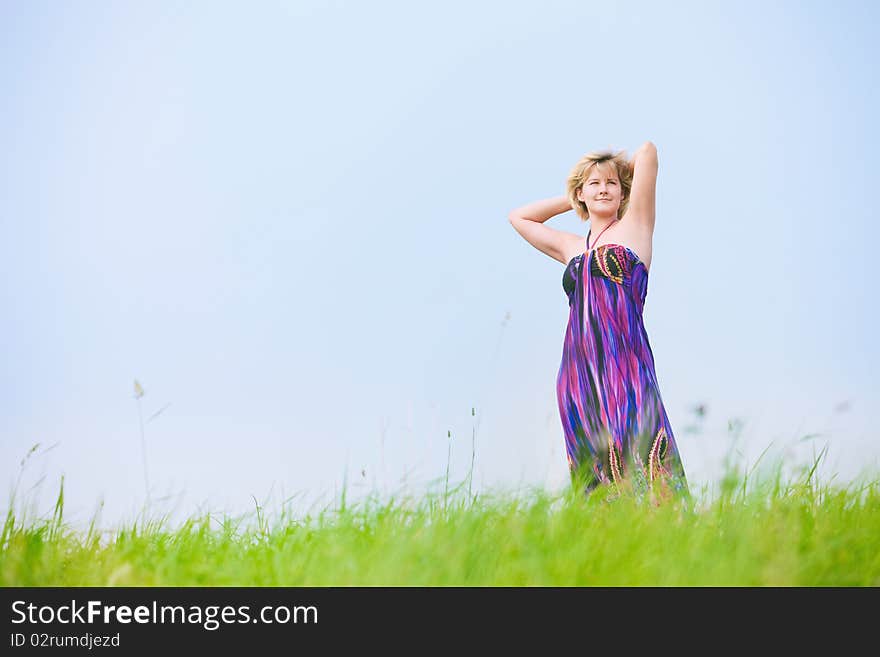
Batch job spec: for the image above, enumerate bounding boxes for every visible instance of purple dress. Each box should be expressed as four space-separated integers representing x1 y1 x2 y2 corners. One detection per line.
557 231 688 498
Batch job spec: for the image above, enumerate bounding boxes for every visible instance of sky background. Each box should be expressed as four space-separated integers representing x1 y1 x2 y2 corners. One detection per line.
2 0 878 528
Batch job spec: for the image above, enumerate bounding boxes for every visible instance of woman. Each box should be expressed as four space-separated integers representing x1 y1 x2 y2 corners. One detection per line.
508 142 688 501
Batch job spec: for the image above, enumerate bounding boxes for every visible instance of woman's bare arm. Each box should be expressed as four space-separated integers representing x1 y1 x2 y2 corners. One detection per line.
508 195 579 265
508 195 572 223
623 141 659 229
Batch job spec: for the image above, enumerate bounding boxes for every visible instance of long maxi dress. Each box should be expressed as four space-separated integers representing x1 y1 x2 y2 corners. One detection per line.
556 230 688 498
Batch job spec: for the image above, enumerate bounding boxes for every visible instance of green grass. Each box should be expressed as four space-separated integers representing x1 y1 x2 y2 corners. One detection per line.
2 456 878 586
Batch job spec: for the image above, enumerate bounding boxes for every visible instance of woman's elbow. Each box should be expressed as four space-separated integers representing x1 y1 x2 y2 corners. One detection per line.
638 141 657 156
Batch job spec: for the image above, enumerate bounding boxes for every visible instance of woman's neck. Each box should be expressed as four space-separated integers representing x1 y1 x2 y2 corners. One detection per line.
588 215 620 246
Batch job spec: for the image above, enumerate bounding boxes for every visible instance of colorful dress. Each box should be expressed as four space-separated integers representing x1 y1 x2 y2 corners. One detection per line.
556 231 689 499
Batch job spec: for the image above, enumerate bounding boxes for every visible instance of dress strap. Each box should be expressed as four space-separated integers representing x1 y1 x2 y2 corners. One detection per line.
587 219 619 251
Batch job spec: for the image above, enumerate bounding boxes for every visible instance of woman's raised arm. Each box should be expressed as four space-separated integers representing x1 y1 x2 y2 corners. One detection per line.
623 141 659 229
508 195 579 265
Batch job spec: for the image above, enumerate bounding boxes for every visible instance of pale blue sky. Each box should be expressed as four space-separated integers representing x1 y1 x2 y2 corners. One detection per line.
2 0 878 527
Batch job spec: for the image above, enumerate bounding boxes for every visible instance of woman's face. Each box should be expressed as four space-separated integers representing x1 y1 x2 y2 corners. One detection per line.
577 163 622 218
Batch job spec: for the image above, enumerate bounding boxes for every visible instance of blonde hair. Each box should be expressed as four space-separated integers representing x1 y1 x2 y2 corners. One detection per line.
566 149 633 222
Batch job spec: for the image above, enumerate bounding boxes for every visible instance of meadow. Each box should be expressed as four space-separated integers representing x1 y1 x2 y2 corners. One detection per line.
2 449 878 587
